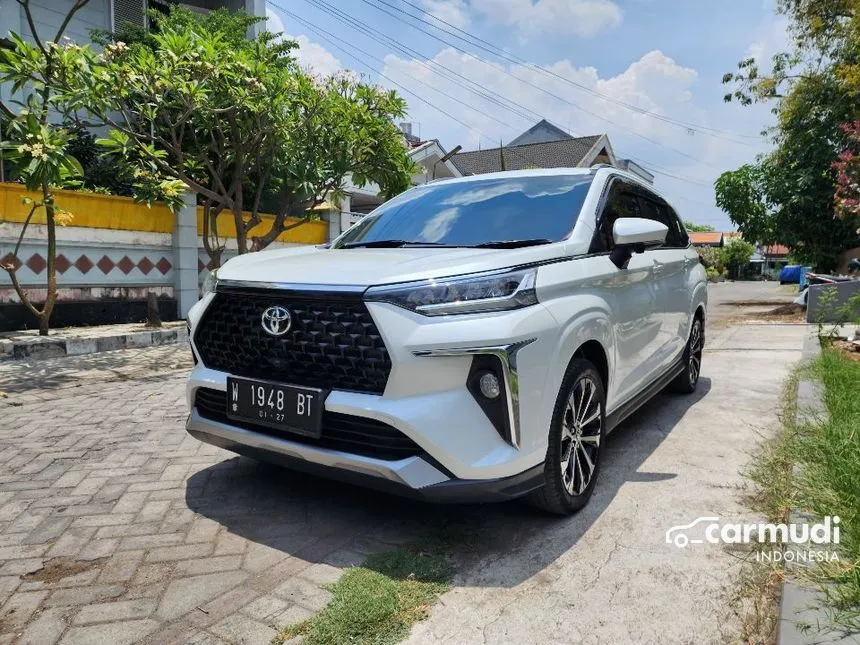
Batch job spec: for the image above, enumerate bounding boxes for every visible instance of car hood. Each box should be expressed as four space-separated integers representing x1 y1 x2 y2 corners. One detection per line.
216 243 574 287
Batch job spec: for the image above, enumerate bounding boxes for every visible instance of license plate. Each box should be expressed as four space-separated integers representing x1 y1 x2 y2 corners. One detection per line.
226 377 326 438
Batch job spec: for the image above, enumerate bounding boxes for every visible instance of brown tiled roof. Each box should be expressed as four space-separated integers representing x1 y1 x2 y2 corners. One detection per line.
689 232 723 246
762 244 789 257
451 136 602 175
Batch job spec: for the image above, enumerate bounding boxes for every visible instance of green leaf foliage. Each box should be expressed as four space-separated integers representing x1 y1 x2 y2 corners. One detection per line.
716 0 860 271
70 5 417 258
683 220 716 232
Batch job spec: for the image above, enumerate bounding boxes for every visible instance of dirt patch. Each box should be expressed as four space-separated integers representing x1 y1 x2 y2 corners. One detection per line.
718 303 808 327
758 303 806 319
833 339 860 363
21 556 105 583
722 300 797 307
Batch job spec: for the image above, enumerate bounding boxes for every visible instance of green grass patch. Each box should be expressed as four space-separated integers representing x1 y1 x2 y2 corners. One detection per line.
794 347 860 630
728 368 800 644
745 347 860 634
274 548 452 645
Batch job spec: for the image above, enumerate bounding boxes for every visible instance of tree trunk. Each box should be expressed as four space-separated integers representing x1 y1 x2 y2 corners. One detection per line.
233 203 247 254
209 248 223 270
146 292 162 328
39 186 58 336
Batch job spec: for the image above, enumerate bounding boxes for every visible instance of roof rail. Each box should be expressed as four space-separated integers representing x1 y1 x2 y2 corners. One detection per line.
589 163 616 172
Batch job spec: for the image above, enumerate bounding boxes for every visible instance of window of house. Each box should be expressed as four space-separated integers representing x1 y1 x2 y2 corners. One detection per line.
112 0 147 30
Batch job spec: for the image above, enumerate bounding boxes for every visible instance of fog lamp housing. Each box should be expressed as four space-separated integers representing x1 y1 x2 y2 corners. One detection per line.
467 356 511 443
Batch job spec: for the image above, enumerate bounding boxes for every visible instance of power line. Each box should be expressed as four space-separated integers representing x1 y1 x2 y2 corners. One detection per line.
267 1 721 189
284 0 551 131
277 7 522 133
303 0 728 170
367 0 762 144
269 4 499 145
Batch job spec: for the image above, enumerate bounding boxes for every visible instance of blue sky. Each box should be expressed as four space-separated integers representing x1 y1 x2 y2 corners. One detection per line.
265 0 789 230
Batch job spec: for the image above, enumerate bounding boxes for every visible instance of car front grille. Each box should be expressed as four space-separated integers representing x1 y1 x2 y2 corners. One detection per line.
194 288 391 394
194 387 422 461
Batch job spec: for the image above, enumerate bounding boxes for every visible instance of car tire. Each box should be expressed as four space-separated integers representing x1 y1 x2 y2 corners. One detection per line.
529 358 606 516
670 317 703 394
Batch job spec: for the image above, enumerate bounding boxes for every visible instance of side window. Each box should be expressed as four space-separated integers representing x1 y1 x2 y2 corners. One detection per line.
591 182 639 253
638 196 684 248
664 205 689 248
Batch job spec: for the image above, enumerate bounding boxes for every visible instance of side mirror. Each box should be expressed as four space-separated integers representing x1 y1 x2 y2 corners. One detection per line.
609 217 668 269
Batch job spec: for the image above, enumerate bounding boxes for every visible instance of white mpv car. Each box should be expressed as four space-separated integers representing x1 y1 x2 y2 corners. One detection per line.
186 167 707 514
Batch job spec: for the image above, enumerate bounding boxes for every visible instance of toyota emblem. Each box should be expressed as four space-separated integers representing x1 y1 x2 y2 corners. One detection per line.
261 306 292 337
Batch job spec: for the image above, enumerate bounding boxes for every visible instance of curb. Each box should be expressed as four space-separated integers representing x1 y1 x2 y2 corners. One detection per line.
777 334 860 645
0 326 188 362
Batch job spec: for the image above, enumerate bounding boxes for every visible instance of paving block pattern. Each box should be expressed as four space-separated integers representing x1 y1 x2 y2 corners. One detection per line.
0 346 426 645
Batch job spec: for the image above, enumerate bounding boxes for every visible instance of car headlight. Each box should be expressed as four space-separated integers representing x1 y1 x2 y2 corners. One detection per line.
201 269 218 296
365 267 538 316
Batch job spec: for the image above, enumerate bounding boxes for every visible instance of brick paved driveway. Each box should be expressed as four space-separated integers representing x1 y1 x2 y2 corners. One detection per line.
0 346 442 645
0 290 809 645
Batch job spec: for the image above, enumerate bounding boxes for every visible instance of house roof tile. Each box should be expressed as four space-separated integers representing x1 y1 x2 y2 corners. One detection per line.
451 136 602 175
689 232 723 246
762 244 789 257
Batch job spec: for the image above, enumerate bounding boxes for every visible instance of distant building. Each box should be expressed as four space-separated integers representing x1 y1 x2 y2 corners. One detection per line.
760 244 789 277
451 119 622 176
506 119 573 146
689 232 724 247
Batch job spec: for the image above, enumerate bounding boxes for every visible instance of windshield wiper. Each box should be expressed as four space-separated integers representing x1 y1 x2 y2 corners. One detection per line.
472 238 553 249
341 240 458 248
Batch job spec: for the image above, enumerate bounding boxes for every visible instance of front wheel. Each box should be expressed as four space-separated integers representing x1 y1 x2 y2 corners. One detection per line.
670 318 703 394
529 358 605 515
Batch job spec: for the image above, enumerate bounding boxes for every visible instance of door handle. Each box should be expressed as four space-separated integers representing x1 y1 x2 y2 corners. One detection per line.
652 260 665 277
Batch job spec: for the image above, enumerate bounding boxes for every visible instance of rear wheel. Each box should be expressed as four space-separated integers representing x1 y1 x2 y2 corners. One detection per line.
670 317 703 394
529 359 605 515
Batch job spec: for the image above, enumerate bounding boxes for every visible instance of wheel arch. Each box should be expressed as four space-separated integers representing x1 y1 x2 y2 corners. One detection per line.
572 339 609 393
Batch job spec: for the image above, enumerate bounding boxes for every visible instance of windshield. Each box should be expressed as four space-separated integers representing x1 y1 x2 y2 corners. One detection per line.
332 174 593 248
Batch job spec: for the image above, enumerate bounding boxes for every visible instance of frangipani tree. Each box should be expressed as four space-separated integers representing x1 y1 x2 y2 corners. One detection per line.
73 8 415 266
0 0 92 335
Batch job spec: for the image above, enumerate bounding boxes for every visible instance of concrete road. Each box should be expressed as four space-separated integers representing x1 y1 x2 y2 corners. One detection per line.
707 280 799 326
405 288 809 644
0 283 809 645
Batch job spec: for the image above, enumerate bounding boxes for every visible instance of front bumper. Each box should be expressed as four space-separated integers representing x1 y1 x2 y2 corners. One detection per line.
186 409 544 502
186 291 565 500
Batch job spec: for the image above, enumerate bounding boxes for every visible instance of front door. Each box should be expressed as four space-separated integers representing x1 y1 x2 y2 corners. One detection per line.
592 181 667 407
637 196 690 369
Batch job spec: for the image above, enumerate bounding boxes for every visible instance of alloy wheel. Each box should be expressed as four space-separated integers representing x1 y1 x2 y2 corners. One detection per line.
689 321 703 386
560 376 602 496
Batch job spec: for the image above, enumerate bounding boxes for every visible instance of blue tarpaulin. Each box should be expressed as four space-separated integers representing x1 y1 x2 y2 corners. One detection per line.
779 265 803 284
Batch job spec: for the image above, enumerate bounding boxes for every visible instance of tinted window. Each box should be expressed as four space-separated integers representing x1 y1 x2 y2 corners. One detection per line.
591 181 640 252
333 175 593 248
639 196 685 248
664 204 689 247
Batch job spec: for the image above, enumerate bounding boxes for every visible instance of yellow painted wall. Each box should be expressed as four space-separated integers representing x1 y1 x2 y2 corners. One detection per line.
0 183 326 244
194 207 328 245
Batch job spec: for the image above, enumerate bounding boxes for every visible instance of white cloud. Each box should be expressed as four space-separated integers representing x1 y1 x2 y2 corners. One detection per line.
746 16 791 63
287 34 342 77
421 0 471 30
381 48 774 229
265 8 286 37
471 0 623 38
266 8 341 77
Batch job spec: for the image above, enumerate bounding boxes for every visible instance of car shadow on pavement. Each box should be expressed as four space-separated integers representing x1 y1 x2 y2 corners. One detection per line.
186 377 711 588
